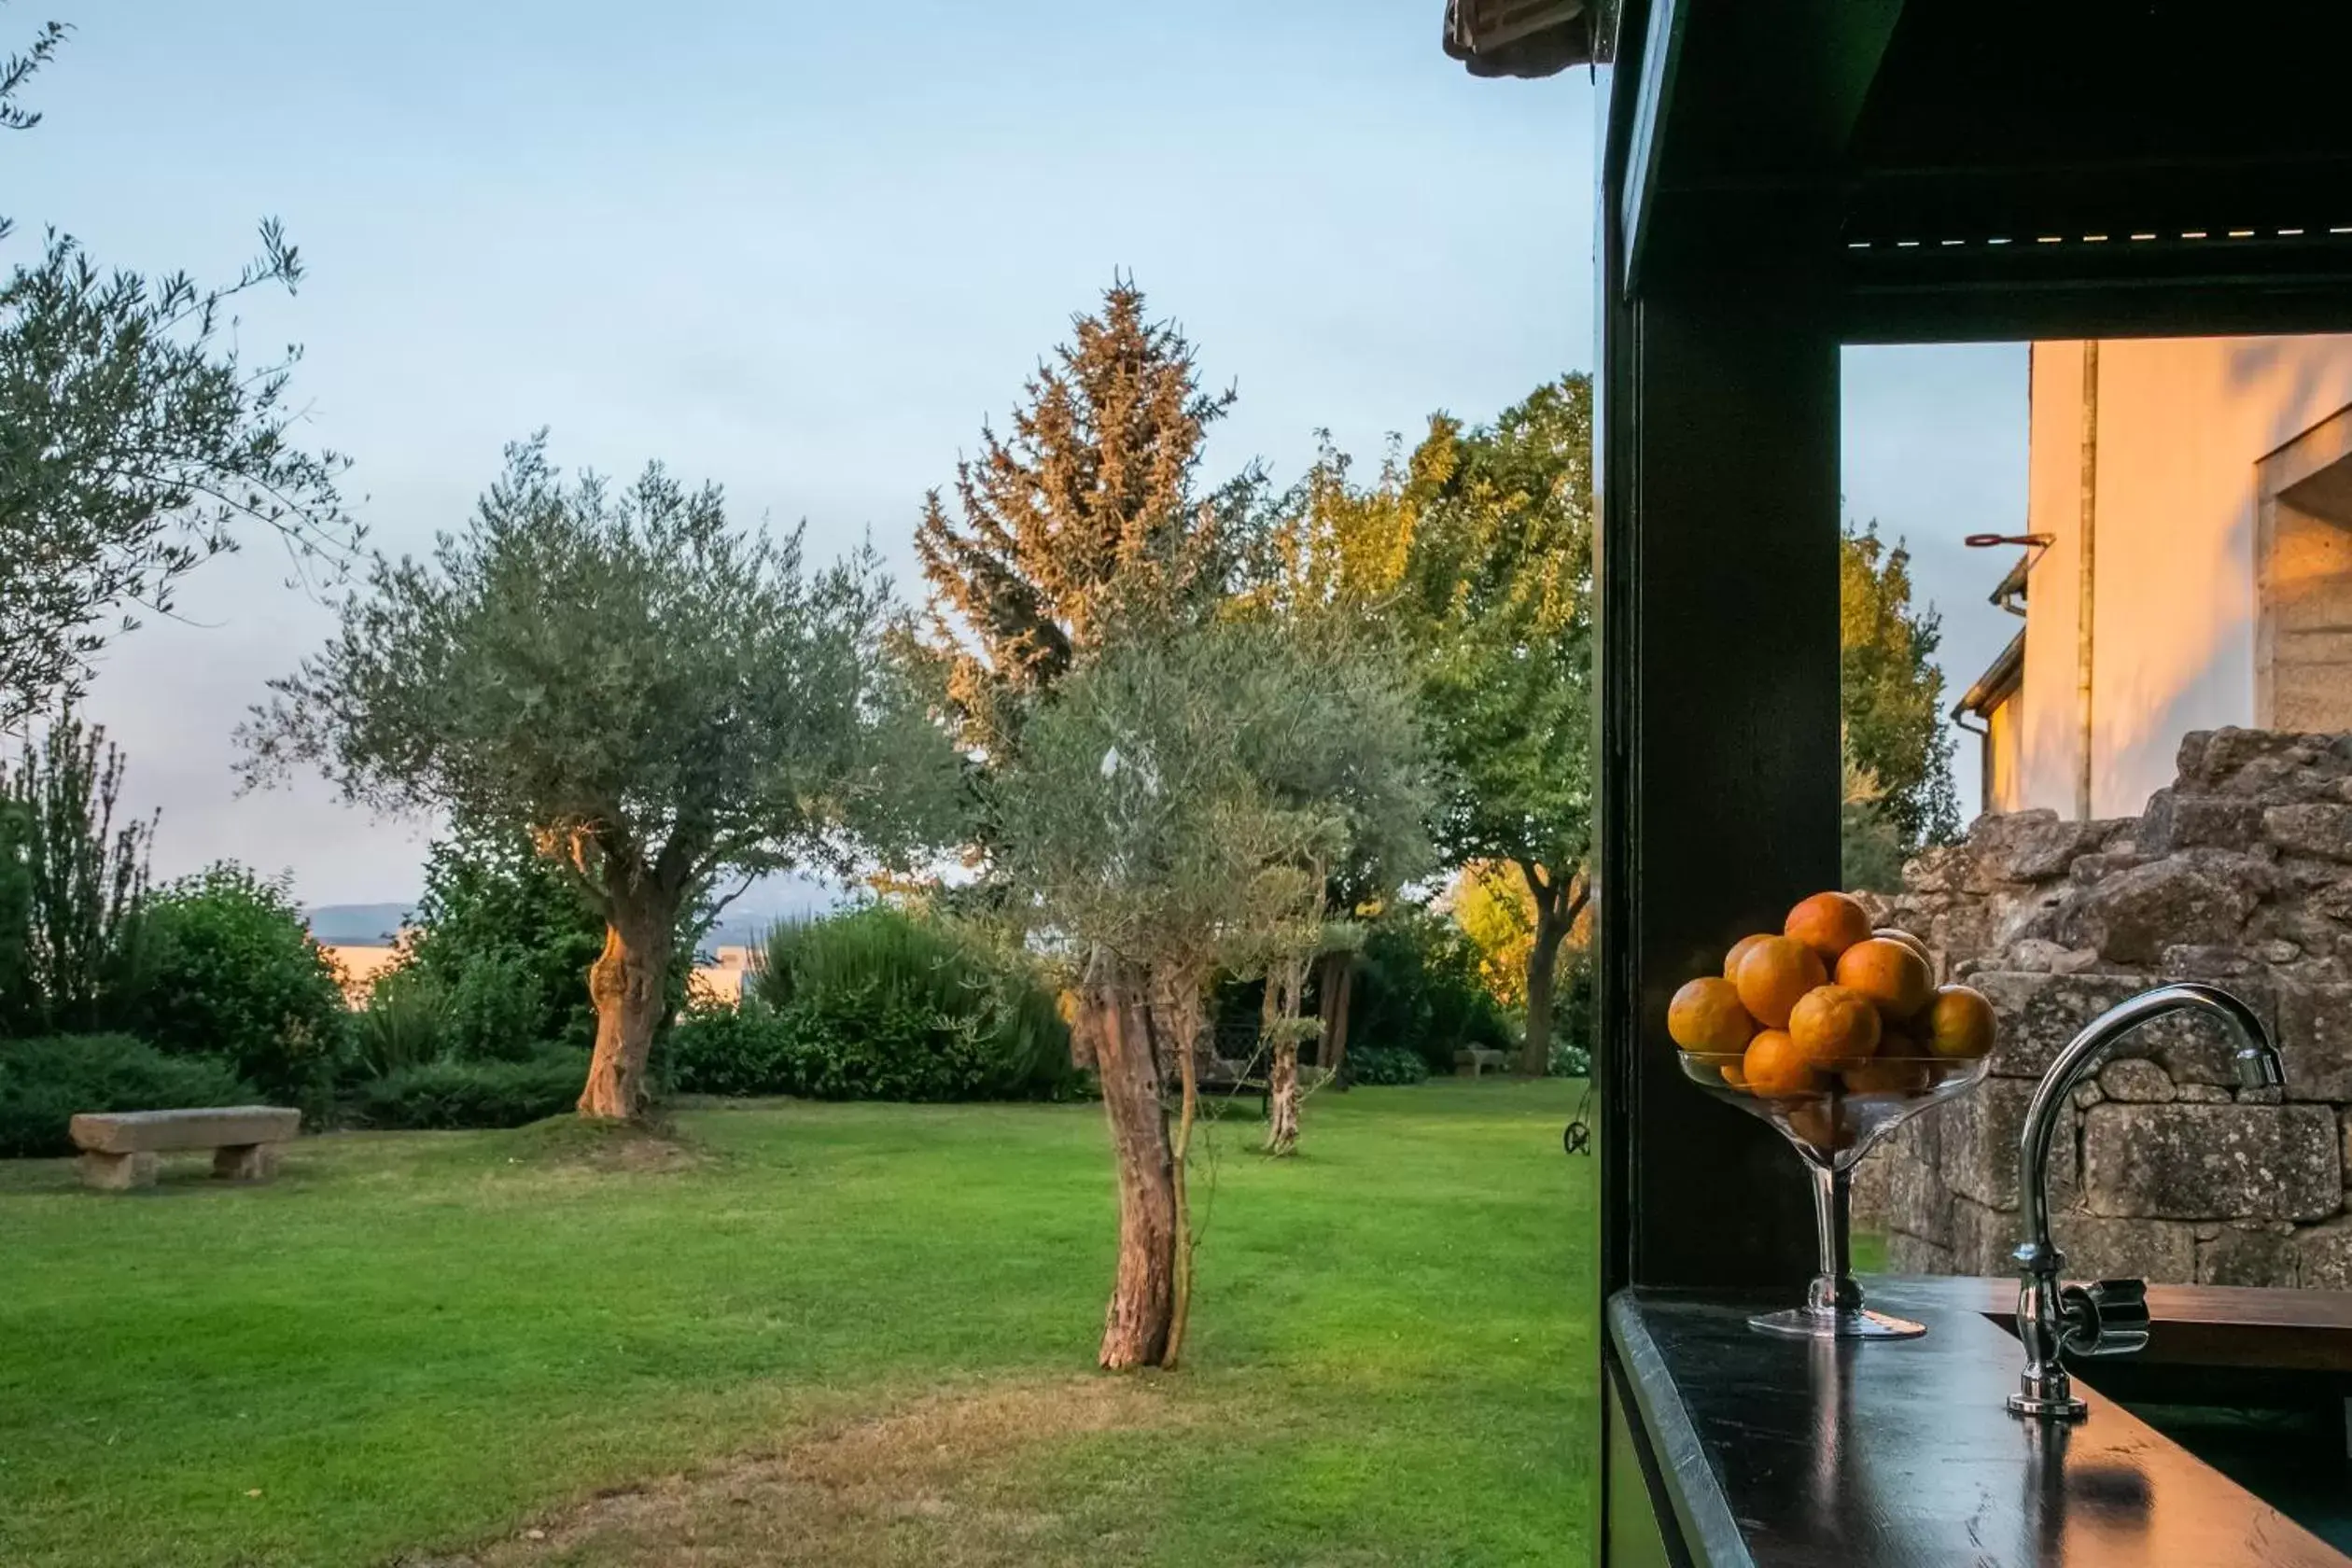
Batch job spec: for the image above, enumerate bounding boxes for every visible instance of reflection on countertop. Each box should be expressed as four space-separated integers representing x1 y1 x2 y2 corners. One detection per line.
1607 1278 2352 1567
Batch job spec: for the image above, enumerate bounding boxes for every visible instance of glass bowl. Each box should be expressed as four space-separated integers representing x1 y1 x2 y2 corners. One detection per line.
1676 1049 1993 1339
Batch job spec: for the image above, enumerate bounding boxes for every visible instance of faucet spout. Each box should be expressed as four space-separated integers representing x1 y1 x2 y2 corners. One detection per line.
2008 982 2281 1421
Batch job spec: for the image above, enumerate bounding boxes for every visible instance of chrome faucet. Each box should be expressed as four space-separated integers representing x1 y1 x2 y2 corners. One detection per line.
2007 982 2285 1420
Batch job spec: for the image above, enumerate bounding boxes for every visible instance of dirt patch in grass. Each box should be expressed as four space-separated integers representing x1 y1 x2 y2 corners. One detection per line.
436 1379 1189 1568
492 1115 709 1175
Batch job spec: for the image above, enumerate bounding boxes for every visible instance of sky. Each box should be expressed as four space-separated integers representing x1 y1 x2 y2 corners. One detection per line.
18 1 2024 907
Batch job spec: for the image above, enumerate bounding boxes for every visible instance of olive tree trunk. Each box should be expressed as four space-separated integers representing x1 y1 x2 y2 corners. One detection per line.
579 900 675 1119
1087 974 1178 1369
1155 970 1207 1370
1264 956 1307 1156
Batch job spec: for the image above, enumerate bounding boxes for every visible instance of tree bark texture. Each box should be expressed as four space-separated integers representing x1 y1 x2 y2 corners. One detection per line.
1516 862 1589 1078
1155 971 1205 1370
1315 951 1355 1088
1264 956 1306 1156
1087 976 1178 1370
579 903 675 1119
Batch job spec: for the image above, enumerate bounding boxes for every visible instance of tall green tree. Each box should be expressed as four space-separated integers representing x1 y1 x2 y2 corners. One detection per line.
1841 523 1961 854
1240 435 1430 1078
0 18 355 731
1401 375 1595 1077
243 438 958 1119
914 279 1247 753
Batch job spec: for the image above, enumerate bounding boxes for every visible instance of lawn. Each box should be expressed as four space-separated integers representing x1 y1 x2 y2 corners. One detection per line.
0 1078 1593 1567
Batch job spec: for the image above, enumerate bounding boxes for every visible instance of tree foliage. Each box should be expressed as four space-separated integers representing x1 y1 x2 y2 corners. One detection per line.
244 436 958 1116
135 863 348 1110
0 707 153 1035
991 614 1428 1368
1841 523 1961 853
0 20 354 731
1293 375 1596 1074
915 279 1248 751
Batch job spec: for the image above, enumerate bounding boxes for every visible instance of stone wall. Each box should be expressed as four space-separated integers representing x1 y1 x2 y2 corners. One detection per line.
1854 728 2352 1289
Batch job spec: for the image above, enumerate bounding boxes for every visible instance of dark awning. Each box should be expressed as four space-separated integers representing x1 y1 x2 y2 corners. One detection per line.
1441 0 1591 78
1954 629 2024 721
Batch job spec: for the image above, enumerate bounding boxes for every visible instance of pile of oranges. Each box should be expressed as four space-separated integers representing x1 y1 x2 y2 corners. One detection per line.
1667 891 1995 1099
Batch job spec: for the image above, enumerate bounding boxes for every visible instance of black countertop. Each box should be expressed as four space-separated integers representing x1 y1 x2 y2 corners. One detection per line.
1609 1278 2352 1567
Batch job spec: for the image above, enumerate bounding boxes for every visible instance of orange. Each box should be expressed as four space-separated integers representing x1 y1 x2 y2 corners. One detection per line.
1667 977 1757 1055
1835 937 1935 1022
1785 890 1874 962
1787 984 1883 1071
1843 1058 1931 1095
1733 936 1827 1029
1741 1029 1819 1098
1720 1060 1749 1088
1922 985 1996 1059
1874 927 1934 966
1722 932 1776 982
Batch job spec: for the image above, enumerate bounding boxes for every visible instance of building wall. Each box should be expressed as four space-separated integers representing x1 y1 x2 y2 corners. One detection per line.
2017 335 2352 818
1983 691 2022 814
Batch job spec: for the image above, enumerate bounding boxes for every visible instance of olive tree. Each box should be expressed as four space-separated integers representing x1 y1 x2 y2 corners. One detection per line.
244 438 955 1117
992 615 1425 1368
0 21 355 731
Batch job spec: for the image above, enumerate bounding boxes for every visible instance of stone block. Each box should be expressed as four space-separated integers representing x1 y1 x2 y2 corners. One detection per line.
77 1150 158 1191
1947 1194 2018 1276
2080 1103 2340 1221
2265 803 2352 861
2197 1224 2301 1287
69 1106 299 1155
2140 791 2266 855
2097 1057 2176 1102
2049 1212 2199 1284
2300 1216 2352 1291
1884 1151 1953 1249
1943 1076 2075 1212
2051 852 2276 964
2311 879 2352 923
1968 811 2123 885
1885 1231 1956 1275
2276 981 2352 1101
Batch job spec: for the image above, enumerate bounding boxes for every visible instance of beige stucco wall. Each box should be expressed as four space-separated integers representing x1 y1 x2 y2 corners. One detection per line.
2017 335 2352 818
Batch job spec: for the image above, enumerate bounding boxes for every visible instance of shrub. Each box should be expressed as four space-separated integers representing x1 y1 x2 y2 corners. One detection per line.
661 998 805 1098
1347 1044 1430 1086
352 965 455 1080
1348 905 1513 1076
354 1047 589 1129
746 905 1071 1102
0 1033 256 1157
137 864 350 1109
1547 946 1596 1078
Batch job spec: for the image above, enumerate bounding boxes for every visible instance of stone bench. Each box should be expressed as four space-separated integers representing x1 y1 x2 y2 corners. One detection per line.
1454 1048 1508 1078
69 1107 301 1191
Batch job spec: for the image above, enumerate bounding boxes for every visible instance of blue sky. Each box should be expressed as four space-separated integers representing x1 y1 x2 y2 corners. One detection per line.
21 1 2022 903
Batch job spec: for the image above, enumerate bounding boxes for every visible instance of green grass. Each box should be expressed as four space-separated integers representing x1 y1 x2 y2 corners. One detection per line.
0 1079 1594 1567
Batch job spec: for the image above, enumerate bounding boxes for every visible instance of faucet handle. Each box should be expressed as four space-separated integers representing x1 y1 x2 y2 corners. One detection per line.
2060 1278 2150 1358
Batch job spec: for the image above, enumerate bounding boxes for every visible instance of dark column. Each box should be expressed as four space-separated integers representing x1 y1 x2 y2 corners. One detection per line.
1596 283 1841 1295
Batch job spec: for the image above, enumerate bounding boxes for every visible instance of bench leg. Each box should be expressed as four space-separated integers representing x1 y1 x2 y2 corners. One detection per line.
79 1151 159 1191
213 1143 280 1182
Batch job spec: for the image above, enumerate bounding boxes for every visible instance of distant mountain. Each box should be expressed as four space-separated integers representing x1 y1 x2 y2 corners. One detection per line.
703 872 844 952
304 871 843 954
305 903 413 945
